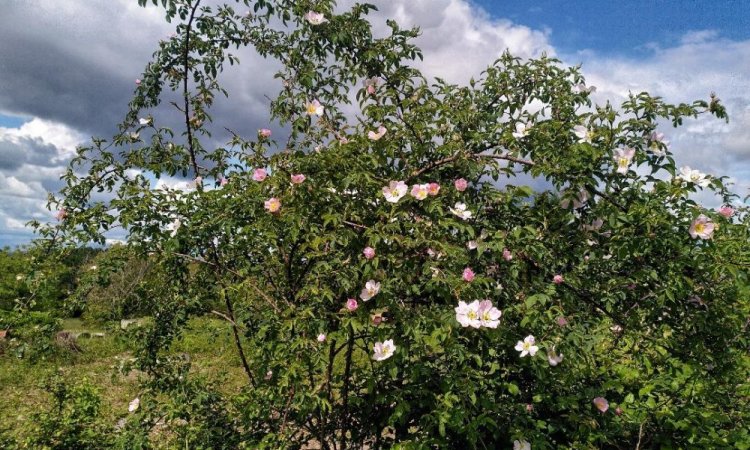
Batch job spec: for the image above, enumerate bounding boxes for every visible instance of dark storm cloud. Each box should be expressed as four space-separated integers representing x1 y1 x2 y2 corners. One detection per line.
0 136 64 171
0 0 169 137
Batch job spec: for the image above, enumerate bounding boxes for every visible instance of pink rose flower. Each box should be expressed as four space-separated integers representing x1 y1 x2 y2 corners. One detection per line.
502 248 513 261
219 177 229 186
454 178 468 192
346 298 358 311
317 333 326 342
135 79 141 85
253 168 267 181
593 397 609 413
556 316 568 327
291 174 306 184
264 197 281 213
553 274 564 284
363 247 375 260
717 205 735 218
689 214 715 240
259 128 272 138
427 183 440 196
462 267 475 282
55 208 68 221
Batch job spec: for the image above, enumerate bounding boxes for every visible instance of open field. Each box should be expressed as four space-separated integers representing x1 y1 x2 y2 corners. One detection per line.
0 317 249 446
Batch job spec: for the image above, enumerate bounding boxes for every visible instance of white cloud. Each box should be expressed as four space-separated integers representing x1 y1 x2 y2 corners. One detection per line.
357 0 553 83
574 33 750 203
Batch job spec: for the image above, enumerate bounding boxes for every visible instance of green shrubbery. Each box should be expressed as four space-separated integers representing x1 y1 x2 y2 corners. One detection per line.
0 310 61 360
23 0 750 448
21 376 114 450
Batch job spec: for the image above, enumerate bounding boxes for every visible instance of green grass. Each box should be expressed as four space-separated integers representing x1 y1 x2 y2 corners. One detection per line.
0 316 250 444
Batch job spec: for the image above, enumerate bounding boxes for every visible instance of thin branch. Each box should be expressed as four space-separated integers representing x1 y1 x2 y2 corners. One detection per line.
173 251 281 313
635 421 645 450
183 0 202 178
210 309 244 329
408 151 534 180
343 220 368 230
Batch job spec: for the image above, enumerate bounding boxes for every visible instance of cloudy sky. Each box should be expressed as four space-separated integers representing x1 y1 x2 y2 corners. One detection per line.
1 0 748 247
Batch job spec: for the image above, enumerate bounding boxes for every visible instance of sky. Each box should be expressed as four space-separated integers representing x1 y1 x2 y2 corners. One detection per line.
0 0 749 247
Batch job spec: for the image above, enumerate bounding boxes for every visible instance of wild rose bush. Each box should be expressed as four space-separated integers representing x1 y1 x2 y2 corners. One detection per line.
33 0 750 448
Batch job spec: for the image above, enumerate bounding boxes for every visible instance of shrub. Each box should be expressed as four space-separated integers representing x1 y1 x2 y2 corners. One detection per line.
23 375 114 449
0 310 61 360
33 1 749 448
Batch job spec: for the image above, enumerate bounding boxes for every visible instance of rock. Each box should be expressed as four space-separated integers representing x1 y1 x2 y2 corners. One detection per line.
120 318 147 330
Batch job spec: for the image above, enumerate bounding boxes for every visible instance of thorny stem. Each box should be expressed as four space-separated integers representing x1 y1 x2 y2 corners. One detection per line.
183 0 202 178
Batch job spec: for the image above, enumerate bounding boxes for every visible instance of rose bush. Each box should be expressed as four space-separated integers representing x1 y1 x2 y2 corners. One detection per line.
30 0 749 448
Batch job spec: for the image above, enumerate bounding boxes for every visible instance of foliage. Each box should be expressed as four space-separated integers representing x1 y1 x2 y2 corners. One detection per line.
21 375 114 450
1 247 101 314
69 245 171 322
30 0 750 448
0 248 32 310
0 310 61 360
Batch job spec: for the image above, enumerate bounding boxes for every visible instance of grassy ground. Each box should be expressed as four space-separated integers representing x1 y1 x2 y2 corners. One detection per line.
0 316 249 444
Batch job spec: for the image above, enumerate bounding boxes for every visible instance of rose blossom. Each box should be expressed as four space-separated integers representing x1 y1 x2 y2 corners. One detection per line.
593 397 609 413
264 197 281 213
462 267 475 282
291 174 306 184
346 298 358 311
410 183 429 200
303 11 328 25
305 99 325 116
360 280 381 301
689 214 715 240
382 180 408 203
717 205 734 218
363 247 376 260
454 178 468 192
455 300 481 328
367 126 387 141
553 274 564 284
477 300 501 328
515 335 539 357
613 147 635 174
259 128 272 138
372 339 395 361
449 202 473 220
253 168 267 181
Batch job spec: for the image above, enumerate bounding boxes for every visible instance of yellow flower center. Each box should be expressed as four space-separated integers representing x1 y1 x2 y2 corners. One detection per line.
695 223 705 233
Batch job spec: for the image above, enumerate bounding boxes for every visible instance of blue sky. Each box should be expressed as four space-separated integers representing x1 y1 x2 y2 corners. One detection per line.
0 114 27 129
474 0 749 55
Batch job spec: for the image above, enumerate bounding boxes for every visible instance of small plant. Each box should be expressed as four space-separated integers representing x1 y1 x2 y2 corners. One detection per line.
24 375 113 449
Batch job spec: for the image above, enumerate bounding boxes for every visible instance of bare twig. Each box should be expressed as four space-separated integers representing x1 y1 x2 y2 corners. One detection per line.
183 0 202 178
